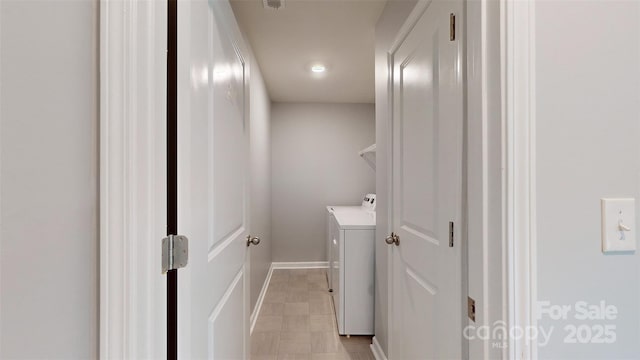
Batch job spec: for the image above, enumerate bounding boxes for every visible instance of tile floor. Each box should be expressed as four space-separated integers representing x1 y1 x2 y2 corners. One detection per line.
251 268 375 360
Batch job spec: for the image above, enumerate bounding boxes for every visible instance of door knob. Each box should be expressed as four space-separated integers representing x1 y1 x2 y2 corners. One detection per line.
385 233 394 244
385 232 399 246
246 235 261 247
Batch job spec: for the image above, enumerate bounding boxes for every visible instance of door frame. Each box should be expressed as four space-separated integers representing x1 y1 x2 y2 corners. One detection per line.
99 0 167 358
99 0 537 358
100 0 255 358
502 0 537 358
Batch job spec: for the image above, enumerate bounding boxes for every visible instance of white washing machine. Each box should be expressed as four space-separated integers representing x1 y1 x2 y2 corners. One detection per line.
325 194 376 291
326 194 376 336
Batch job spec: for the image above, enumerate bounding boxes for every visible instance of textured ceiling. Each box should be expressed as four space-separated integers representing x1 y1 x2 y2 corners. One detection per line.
230 0 386 103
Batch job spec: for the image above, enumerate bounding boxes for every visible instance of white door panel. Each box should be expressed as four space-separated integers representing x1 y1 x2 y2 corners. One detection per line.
178 1 250 359
390 1 464 359
208 271 245 358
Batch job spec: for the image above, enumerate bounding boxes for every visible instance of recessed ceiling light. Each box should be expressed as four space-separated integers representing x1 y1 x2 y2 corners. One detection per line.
311 65 326 73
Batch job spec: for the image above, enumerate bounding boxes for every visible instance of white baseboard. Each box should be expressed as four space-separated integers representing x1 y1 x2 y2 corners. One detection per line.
370 336 387 360
271 261 329 269
250 263 274 334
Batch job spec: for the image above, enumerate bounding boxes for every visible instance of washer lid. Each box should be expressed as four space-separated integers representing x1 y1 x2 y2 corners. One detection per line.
327 205 365 214
333 210 376 229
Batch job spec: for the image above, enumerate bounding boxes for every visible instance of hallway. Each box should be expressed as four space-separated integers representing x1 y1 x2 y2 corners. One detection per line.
3 0 640 358
251 269 374 359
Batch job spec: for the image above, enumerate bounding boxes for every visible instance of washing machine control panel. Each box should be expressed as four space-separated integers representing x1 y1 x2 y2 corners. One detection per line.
362 194 376 212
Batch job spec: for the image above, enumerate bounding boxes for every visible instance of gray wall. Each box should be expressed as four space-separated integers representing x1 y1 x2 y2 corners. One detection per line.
374 1 416 355
0 0 99 358
249 55 273 310
535 1 640 358
271 103 375 262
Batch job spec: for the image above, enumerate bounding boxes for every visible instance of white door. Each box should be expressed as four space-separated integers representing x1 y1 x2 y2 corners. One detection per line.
177 0 252 358
389 1 464 359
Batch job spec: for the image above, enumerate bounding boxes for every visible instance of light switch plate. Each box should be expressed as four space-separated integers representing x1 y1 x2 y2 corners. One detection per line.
601 198 636 253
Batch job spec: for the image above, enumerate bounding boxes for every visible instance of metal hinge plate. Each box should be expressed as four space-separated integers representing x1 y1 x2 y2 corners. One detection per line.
162 234 189 274
450 13 455 41
449 221 455 247
468 296 476 322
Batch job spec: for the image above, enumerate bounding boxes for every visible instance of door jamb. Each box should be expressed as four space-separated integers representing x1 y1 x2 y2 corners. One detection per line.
99 0 167 358
502 0 537 358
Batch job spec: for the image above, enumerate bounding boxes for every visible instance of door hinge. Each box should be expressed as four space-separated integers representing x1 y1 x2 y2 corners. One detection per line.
162 234 189 274
450 13 456 41
449 221 455 247
468 296 476 322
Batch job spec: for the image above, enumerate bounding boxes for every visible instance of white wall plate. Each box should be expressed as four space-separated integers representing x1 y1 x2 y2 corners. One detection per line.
601 198 636 253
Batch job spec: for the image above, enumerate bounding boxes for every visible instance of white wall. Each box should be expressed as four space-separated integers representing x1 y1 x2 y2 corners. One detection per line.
534 2 640 358
271 103 375 262
0 0 99 358
374 1 416 355
249 56 272 310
